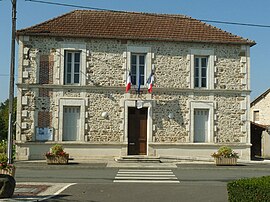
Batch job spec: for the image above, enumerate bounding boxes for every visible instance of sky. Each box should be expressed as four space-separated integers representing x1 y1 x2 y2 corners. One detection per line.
0 0 270 103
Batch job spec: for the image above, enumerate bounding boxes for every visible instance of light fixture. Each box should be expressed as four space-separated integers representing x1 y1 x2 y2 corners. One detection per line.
168 113 174 119
101 112 108 119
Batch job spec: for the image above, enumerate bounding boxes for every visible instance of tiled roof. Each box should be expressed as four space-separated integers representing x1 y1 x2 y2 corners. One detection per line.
17 10 255 46
251 88 270 106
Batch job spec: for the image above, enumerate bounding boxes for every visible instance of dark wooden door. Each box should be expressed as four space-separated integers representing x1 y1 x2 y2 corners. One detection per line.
128 107 147 155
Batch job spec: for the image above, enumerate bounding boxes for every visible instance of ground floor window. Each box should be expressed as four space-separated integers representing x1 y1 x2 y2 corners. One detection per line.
63 106 81 141
194 109 209 142
190 101 214 143
58 99 86 142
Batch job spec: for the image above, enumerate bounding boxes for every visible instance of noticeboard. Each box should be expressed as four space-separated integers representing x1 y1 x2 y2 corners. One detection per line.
36 127 53 141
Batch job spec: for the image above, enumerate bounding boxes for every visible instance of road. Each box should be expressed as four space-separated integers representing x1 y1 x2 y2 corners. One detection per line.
14 162 270 202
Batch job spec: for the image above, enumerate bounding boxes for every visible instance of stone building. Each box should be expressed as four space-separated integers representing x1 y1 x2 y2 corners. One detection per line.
251 88 270 125
15 10 255 160
250 88 270 158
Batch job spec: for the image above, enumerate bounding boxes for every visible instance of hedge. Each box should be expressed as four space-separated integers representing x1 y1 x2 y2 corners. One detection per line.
227 176 270 202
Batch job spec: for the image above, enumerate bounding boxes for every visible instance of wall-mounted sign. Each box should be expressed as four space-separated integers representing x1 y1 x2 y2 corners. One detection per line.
136 100 143 109
36 127 53 141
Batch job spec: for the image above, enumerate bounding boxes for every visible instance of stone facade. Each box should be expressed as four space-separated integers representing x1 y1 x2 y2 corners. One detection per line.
251 89 270 125
16 36 251 160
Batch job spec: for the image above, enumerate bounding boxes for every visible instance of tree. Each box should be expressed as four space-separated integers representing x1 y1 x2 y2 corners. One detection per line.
0 98 17 140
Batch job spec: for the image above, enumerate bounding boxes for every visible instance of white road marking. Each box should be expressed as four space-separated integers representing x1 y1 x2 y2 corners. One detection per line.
114 169 180 183
40 183 77 201
113 180 180 183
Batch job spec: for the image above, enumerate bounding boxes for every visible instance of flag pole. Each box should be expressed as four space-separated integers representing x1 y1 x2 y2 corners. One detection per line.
7 0 17 164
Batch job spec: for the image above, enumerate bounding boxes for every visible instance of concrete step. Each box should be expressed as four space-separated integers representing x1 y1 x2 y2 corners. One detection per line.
115 156 161 163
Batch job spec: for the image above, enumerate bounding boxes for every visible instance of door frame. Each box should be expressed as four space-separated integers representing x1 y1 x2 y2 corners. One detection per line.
128 107 148 155
124 100 153 156
59 98 86 141
194 109 210 142
63 106 81 141
190 101 214 143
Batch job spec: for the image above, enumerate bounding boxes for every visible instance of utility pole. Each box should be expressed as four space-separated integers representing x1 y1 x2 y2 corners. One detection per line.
7 0 17 164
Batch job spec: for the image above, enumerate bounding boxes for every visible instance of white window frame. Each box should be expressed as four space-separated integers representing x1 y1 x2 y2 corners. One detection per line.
190 49 214 89
190 101 214 143
194 109 209 142
64 51 81 85
194 56 208 88
60 43 86 86
126 46 152 88
130 53 146 86
58 99 86 142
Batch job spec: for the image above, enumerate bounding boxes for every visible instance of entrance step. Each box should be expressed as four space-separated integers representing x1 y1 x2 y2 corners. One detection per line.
115 156 161 163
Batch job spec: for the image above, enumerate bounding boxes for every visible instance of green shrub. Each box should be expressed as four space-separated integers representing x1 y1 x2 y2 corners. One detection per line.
51 144 64 155
0 153 8 163
227 176 270 202
0 140 16 159
212 146 239 158
0 140 7 153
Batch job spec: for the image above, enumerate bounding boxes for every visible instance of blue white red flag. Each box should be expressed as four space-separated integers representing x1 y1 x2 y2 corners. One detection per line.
147 73 154 93
137 76 141 93
125 73 131 92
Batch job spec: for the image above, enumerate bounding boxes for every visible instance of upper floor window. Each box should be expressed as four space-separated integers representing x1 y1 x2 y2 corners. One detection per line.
253 110 259 122
190 49 214 90
195 57 208 88
64 51 81 84
131 53 146 86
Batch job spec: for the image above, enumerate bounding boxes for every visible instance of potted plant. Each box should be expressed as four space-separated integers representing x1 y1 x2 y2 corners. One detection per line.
211 146 239 166
45 144 69 165
0 153 15 177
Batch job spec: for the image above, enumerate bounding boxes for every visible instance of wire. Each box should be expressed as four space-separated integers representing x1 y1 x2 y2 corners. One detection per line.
25 0 270 29
25 0 112 11
200 19 270 28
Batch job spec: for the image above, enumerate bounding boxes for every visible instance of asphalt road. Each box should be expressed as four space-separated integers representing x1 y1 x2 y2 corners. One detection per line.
14 162 270 202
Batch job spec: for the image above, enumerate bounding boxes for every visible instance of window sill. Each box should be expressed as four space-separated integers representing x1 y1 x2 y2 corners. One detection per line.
129 87 148 94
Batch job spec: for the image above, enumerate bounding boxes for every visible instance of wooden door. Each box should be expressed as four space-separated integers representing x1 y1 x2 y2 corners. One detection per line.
128 107 147 155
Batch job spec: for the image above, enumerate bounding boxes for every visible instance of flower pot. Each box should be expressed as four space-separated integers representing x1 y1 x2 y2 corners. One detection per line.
215 157 237 166
46 154 69 165
0 167 15 177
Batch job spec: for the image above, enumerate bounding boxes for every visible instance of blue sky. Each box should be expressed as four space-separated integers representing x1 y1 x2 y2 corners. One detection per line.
0 0 269 102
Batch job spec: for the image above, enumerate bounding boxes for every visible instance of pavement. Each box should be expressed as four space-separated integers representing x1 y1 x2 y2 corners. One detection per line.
2 158 270 201
3 182 76 201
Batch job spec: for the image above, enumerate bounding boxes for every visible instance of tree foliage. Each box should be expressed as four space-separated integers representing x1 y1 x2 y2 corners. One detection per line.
0 98 17 140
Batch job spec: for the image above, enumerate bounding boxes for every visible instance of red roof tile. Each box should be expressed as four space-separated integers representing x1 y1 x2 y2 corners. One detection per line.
17 10 255 46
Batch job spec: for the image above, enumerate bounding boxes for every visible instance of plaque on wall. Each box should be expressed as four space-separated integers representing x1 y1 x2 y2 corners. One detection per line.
136 100 143 109
36 127 53 141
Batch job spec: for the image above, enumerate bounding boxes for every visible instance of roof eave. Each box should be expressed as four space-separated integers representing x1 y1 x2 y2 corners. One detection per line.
16 32 256 46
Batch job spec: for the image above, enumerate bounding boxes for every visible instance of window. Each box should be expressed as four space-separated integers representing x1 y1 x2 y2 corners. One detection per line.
63 106 80 141
190 49 214 89
131 54 146 86
59 99 86 142
194 57 208 88
64 51 81 84
190 101 214 143
194 109 209 142
253 110 259 122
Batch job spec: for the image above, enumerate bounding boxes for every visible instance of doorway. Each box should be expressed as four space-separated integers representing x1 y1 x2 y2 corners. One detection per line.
128 107 148 155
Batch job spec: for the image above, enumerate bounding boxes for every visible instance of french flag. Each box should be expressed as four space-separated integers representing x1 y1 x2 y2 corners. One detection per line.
126 73 131 92
147 73 154 93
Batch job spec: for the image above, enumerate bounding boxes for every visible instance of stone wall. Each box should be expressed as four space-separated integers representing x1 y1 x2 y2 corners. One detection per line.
16 36 250 159
251 92 270 125
153 92 189 143
215 93 246 143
